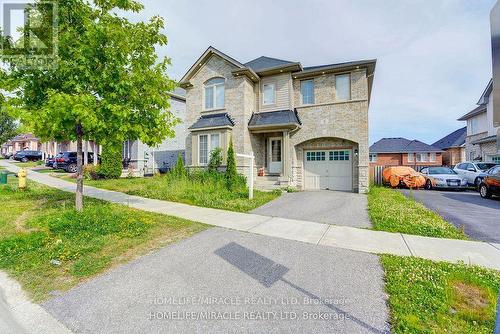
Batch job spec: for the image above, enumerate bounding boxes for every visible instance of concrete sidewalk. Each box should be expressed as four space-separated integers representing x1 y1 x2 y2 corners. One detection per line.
2 160 500 271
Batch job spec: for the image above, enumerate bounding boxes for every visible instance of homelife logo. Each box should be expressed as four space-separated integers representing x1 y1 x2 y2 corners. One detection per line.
492 0 500 153
0 0 57 68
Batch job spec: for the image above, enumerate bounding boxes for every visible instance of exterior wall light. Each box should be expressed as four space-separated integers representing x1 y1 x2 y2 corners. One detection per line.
354 149 359 156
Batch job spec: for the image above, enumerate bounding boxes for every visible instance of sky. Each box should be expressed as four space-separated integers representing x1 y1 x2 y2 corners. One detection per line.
124 0 496 145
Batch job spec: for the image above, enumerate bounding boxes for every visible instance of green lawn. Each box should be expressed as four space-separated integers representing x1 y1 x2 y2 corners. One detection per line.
64 172 281 213
368 186 467 239
0 178 207 302
35 168 66 174
13 160 44 168
382 255 500 333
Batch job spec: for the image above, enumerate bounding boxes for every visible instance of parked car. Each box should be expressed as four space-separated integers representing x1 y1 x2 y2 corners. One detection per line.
13 150 43 162
420 166 468 190
478 165 500 199
55 151 99 173
453 162 498 188
45 157 56 168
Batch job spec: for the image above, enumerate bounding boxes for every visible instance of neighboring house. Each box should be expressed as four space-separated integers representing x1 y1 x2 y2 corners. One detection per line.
9 134 41 152
1 141 14 157
431 127 466 166
179 46 376 193
458 79 500 163
369 137 443 167
122 88 187 175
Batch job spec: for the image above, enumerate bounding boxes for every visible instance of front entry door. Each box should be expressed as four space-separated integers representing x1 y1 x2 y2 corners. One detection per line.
268 137 282 174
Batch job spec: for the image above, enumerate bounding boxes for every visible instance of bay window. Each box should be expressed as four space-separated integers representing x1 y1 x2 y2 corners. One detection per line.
198 133 221 165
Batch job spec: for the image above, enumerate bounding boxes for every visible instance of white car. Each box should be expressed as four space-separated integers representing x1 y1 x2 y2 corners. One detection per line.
420 167 468 190
453 162 498 187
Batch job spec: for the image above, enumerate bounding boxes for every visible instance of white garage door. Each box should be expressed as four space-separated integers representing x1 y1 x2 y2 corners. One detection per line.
304 149 352 191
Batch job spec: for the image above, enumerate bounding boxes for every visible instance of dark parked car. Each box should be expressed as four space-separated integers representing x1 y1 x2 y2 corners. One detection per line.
45 157 56 168
479 165 500 199
55 151 99 173
475 165 500 190
13 150 43 162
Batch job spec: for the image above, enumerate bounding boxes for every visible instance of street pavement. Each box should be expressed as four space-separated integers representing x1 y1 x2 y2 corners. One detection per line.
400 189 500 243
43 228 390 334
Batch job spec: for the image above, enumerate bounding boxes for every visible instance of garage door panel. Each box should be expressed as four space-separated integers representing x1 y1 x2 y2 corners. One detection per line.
304 149 352 191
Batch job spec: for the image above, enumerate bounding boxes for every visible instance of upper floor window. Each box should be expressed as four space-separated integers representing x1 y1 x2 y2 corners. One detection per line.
300 79 314 105
429 152 436 162
469 117 478 134
205 77 225 110
407 153 414 162
369 153 377 162
335 74 351 101
263 83 276 105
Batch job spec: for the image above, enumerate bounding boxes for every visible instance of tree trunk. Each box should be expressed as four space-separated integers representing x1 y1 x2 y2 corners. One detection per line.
76 123 84 212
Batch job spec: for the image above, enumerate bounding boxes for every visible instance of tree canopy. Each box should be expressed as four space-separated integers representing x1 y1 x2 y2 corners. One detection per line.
1 0 178 210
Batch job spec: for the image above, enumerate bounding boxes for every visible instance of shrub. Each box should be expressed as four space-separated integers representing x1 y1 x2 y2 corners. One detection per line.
83 164 99 180
170 153 186 177
208 147 222 172
97 144 122 179
225 139 238 188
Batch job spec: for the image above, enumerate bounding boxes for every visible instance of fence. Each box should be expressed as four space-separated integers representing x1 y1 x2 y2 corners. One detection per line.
369 165 438 185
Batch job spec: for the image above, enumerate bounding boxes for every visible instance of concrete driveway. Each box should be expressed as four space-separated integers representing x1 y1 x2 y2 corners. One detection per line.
400 189 500 243
251 191 371 228
43 228 389 334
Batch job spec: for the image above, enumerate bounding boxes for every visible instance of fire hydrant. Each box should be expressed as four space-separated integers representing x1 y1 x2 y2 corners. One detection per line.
18 168 27 190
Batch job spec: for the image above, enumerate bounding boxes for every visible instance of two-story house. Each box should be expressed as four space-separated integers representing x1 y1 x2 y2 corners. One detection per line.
458 79 500 163
179 47 375 193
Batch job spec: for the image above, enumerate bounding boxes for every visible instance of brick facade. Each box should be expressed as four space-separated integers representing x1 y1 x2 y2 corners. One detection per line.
183 50 372 193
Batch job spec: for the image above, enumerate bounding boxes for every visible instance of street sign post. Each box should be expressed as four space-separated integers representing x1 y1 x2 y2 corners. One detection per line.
236 153 254 200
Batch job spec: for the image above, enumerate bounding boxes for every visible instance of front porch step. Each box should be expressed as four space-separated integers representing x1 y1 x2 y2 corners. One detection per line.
254 176 281 191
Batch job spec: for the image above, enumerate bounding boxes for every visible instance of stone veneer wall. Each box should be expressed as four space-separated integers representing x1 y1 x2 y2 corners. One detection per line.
465 132 488 161
184 54 370 193
185 55 255 173
290 69 369 193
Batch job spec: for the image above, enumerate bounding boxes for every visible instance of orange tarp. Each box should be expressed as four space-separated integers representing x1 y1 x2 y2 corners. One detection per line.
382 166 426 189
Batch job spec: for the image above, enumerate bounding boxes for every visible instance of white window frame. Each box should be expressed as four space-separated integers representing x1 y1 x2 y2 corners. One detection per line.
204 78 225 111
262 82 276 105
335 73 351 101
369 153 377 162
407 153 414 162
198 133 221 165
429 152 436 162
416 153 427 162
300 79 315 105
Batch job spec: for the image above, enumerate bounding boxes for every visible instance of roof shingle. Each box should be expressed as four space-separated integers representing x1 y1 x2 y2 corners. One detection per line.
244 56 296 72
188 113 234 130
370 137 442 153
248 110 301 128
431 127 466 149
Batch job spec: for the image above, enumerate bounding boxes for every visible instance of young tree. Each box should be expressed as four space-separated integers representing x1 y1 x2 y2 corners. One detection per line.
1 0 177 211
98 143 122 179
225 139 238 189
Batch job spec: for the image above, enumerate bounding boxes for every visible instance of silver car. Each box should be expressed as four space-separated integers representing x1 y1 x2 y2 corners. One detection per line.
453 161 498 187
420 167 468 190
